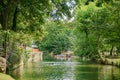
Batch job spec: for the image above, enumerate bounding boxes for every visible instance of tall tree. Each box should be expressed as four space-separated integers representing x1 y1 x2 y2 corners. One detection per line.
39 22 71 55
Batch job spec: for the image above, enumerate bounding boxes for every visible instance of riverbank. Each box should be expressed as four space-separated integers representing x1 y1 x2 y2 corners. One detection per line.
0 73 15 80
96 58 120 68
79 57 120 68
106 58 120 68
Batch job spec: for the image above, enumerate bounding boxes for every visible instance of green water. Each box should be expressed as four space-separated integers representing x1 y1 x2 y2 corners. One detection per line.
13 62 120 80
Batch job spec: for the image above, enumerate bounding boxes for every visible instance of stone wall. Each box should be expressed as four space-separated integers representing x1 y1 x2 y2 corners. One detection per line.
28 52 43 62
0 57 6 73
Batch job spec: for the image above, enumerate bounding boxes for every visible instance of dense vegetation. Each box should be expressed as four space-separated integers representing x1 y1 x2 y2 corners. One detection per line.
0 0 77 72
74 1 120 61
39 22 72 55
0 0 120 74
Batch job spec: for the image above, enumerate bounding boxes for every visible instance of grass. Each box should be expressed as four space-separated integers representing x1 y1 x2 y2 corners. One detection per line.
106 58 120 67
0 73 15 80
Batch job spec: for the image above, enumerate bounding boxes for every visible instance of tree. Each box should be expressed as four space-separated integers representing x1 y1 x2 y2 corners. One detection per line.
73 2 99 58
74 0 120 61
0 0 77 73
0 0 77 55
39 22 72 55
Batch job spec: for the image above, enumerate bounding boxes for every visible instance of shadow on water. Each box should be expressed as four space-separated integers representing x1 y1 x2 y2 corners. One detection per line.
11 61 120 80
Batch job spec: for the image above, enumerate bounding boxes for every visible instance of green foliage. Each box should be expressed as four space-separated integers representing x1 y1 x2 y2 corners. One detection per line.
73 0 120 59
0 0 119 65
0 0 79 72
74 2 99 57
39 22 72 55
73 31 98 58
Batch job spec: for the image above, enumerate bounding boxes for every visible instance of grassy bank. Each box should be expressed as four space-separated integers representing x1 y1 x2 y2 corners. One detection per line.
106 58 120 68
96 58 120 68
0 73 15 80
79 57 120 68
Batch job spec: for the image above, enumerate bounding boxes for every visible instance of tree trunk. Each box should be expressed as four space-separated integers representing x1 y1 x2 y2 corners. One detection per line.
84 28 88 40
12 7 18 31
1 0 15 57
1 0 14 30
110 45 114 56
12 0 19 31
96 34 107 64
0 0 4 25
97 34 102 59
2 32 8 56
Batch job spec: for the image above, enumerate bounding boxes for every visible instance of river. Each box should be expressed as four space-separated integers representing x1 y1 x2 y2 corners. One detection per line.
12 62 120 80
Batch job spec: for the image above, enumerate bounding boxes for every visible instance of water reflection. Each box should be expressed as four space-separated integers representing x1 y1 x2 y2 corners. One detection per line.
13 62 120 80
75 63 120 80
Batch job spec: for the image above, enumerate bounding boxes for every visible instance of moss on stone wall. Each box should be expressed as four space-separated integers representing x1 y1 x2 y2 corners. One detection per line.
0 73 15 80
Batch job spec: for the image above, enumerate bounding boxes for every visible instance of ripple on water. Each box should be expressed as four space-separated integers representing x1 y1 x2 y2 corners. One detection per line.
14 62 120 80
